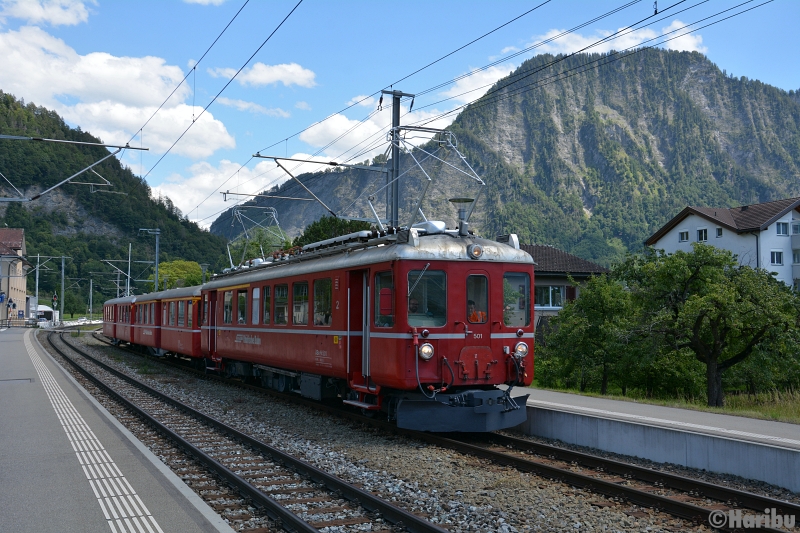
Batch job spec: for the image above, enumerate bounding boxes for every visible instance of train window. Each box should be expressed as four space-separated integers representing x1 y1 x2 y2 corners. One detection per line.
293 282 309 325
150 303 155 324
237 289 247 325
202 295 208 325
178 300 185 326
187 301 193 328
223 291 233 324
169 302 176 326
374 271 394 327
313 278 332 326
250 287 261 325
503 272 531 326
466 275 488 324
163 303 167 325
407 270 447 327
262 286 271 324
274 285 288 325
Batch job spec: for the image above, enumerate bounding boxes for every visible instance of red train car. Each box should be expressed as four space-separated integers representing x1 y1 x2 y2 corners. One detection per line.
157 286 203 360
200 222 534 432
131 291 161 353
104 295 135 345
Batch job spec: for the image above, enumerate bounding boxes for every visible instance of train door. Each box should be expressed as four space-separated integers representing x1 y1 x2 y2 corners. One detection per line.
207 291 220 362
346 269 368 387
456 270 494 382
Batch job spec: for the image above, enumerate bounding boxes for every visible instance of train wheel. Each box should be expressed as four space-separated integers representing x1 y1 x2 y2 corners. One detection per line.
275 374 290 393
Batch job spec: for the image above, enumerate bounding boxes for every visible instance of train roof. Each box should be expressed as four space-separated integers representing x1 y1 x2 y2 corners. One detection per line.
104 286 202 305
204 228 533 290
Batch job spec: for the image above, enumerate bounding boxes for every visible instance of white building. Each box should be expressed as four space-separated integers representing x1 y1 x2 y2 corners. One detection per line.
645 197 800 287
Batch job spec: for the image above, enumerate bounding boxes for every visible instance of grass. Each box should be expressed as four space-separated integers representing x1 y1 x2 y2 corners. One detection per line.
136 362 160 375
533 385 800 425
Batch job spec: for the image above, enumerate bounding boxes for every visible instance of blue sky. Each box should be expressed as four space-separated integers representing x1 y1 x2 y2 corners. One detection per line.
0 0 796 229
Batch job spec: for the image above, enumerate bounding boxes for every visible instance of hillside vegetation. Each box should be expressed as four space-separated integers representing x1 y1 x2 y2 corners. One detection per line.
0 92 228 305
213 49 800 266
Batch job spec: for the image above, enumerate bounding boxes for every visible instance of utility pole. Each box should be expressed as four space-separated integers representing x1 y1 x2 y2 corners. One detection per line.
89 278 93 319
139 228 160 291
60 256 65 325
381 89 414 228
126 243 131 297
200 263 209 284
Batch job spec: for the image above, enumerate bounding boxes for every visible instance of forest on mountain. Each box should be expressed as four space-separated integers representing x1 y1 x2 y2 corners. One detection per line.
214 49 800 267
0 91 228 307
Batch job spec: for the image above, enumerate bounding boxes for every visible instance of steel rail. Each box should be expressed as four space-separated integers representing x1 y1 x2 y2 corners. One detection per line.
55 332 450 533
90 332 797 531
481 432 800 522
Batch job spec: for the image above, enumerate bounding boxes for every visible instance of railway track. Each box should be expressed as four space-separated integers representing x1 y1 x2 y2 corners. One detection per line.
49 332 449 533
86 331 800 531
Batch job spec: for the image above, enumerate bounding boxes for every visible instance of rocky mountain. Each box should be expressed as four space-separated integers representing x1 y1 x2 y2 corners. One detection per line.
213 49 800 266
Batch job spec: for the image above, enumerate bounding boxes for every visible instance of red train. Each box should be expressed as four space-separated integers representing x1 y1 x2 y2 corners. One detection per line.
104 222 535 431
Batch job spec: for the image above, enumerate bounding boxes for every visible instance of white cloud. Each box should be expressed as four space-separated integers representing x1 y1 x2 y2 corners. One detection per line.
295 101 311 110
528 20 705 56
440 65 516 104
217 96 290 117
347 95 375 107
209 62 316 88
661 20 707 53
0 25 234 158
153 158 289 229
0 0 93 26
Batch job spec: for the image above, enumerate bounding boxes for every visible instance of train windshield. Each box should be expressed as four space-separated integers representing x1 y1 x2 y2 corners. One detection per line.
503 272 531 327
407 270 447 327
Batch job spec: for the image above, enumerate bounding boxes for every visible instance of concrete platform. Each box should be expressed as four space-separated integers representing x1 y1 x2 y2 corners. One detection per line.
0 327 234 533
515 388 800 493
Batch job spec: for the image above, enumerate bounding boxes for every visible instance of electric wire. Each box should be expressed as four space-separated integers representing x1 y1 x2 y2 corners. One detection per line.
414 0 770 127
193 0 767 228
127 0 251 146
143 0 304 180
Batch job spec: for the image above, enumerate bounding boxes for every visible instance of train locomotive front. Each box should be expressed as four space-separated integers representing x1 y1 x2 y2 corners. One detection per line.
201 221 534 432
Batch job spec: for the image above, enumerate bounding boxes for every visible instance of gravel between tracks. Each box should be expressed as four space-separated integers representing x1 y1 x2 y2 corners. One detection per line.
48 332 798 532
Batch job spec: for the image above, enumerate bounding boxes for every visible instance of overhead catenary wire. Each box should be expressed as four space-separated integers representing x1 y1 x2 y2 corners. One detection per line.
414 0 771 128
193 0 769 228
127 0 251 147
143 0 304 180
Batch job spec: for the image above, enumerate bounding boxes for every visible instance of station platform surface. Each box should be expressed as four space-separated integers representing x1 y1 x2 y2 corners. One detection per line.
0 327 233 533
524 388 800 451
516 387 800 492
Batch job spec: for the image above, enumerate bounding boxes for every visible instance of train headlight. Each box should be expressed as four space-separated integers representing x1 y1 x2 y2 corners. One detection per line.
467 244 483 259
419 342 435 360
513 342 529 360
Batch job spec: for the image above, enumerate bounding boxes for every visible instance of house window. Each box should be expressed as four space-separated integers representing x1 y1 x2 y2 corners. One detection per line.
771 251 783 265
697 229 708 242
534 286 565 308
777 222 789 235
678 231 689 242
792 222 800 235
716 228 723 238
794 250 800 264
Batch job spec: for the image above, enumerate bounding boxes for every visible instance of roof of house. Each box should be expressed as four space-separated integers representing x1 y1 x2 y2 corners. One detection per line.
645 197 800 246
0 228 25 256
520 244 608 275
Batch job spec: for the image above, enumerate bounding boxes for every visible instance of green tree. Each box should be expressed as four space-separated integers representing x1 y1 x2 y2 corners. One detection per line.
293 216 372 248
539 275 635 394
228 227 288 265
153 260 203 291
618 244 799 406
64 291 83 318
